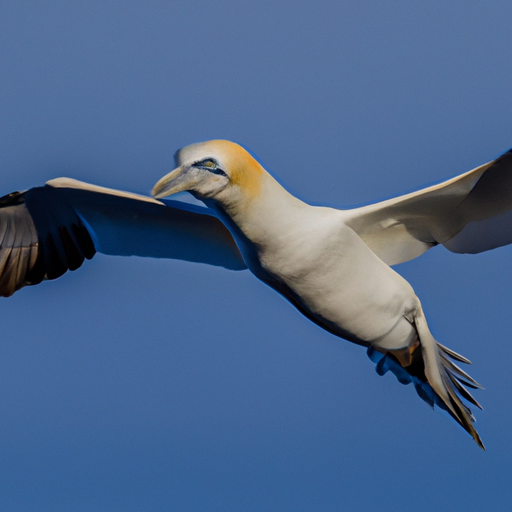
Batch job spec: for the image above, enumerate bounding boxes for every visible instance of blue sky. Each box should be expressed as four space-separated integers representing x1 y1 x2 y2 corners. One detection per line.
1 1 512 510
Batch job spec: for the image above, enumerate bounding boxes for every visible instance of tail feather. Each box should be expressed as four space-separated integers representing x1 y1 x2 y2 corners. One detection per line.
439 354 483 389
445 370 483 410
436 342 473 364
367 309 484 450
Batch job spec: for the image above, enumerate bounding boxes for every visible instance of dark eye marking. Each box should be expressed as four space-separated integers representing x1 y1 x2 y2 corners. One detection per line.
193 158 228 177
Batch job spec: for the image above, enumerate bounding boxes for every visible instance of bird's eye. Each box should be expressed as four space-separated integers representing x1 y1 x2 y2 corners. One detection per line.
193 158 228 177
194 158 218 169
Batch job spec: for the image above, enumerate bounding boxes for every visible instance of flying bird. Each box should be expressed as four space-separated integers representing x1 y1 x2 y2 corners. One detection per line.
3 140 512 449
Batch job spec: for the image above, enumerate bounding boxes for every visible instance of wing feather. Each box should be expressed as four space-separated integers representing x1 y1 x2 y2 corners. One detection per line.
344 149 512 265
0 178 246 297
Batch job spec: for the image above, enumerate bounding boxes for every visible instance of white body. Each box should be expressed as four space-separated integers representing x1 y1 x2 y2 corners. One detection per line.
210 175 418 351
152 139 501 448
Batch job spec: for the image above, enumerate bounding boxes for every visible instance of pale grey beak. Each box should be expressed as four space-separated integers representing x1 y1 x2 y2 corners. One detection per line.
152 166 198 198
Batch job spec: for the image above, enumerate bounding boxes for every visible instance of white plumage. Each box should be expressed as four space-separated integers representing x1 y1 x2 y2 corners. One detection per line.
3 139 510 449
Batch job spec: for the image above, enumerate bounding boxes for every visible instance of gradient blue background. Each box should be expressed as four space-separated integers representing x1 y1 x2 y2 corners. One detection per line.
1 1 512 510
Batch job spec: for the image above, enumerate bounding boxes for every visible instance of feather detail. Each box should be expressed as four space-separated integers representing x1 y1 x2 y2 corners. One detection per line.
367 309 484 450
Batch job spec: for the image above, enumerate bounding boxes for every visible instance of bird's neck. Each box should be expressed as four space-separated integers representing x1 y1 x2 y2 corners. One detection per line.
204 172 312 258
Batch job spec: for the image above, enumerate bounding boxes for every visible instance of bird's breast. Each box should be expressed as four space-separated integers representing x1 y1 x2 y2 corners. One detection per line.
242 217 418 349
212 197 418 349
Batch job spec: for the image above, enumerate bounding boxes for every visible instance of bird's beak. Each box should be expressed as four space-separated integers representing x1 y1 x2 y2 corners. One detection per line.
152 166 198 198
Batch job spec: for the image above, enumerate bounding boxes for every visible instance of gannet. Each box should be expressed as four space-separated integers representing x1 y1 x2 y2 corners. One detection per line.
2 140 511 449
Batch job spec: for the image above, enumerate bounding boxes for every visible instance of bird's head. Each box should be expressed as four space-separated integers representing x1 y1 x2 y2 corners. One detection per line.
152 140 265 206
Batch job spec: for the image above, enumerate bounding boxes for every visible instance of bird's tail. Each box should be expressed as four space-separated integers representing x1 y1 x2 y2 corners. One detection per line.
367 309 484 449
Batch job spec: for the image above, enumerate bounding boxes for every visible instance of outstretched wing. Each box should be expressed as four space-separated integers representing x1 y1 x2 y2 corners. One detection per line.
344 149 512 265
0 178 246 297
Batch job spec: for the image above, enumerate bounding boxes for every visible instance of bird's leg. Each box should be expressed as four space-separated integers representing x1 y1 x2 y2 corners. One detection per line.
388 338 420 367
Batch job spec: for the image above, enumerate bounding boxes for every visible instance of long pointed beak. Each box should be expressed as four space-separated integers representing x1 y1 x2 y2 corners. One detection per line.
152 166 195 198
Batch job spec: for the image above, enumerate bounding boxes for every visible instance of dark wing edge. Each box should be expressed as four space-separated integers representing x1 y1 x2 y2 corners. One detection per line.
0 179 246 298
0 190 70 297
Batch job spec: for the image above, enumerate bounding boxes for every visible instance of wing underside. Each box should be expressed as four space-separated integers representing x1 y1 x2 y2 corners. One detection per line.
344 149 512 265
0 178 246 297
